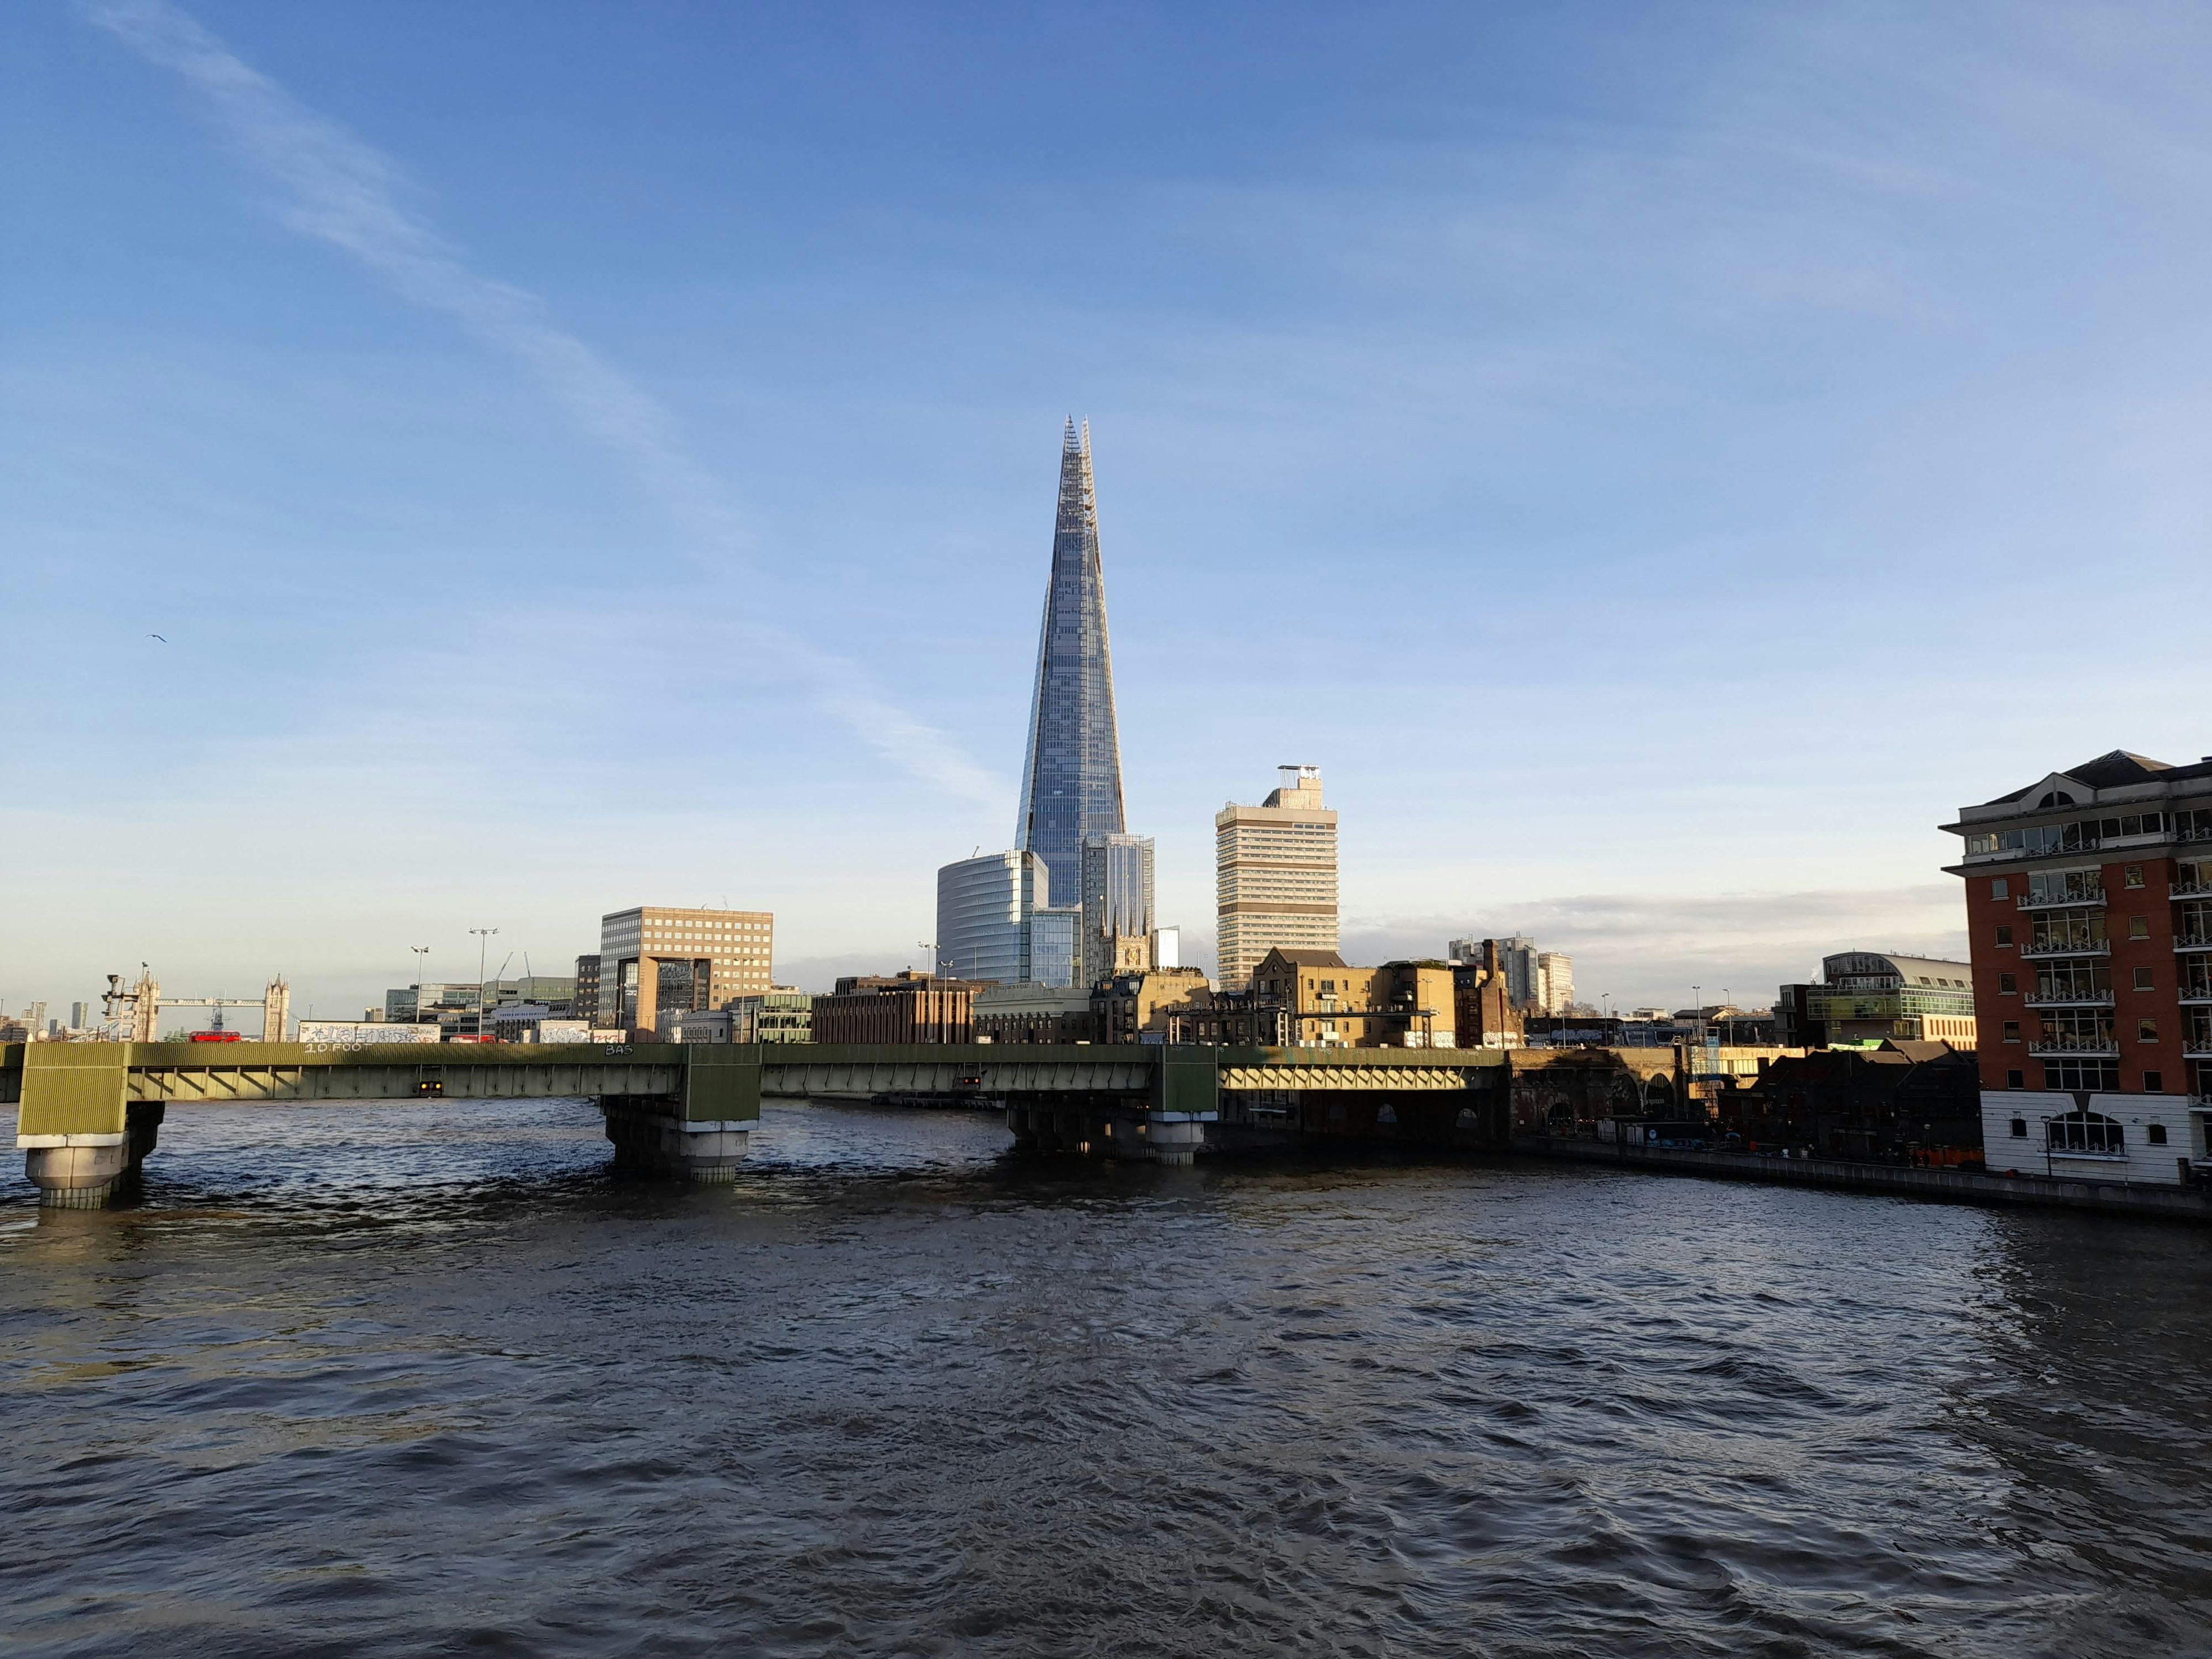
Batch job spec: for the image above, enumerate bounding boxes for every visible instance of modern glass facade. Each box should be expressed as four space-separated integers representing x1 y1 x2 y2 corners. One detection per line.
935 851 1047 984
1016 419 1126 907
1080 832 1155 987
1028 906 1080 990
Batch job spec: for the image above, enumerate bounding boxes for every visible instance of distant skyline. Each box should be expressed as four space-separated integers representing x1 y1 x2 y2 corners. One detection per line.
5 1 2210 1020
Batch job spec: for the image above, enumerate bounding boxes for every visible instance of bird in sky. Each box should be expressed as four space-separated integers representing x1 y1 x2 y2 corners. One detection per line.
148 634 166 642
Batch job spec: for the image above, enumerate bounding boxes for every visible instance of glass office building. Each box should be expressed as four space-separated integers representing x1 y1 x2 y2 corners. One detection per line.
935 851 1048 984
1080 832 1156 987
1027 906 1080 990
1015 419 1127 906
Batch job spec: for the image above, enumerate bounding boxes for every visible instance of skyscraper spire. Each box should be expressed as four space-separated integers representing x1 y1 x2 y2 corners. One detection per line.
1015 418 1126 906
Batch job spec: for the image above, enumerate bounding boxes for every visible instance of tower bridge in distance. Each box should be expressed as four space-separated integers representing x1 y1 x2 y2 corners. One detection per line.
3 1040 1524 1208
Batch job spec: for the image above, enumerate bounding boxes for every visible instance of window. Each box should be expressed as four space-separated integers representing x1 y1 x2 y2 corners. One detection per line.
2139 1019 2159 1042
1999 973 2017 994
2128 916 2150 941
2006 1069 2025 1089
1996 925 2014 946
2010 1118 2028 1138
2150 1122 2169 1145
2135 967 2156 991
2002 1021 2021 1043
2043 1058 2122 1090
1993 878 2010 899
2047 1110 2123 1153
2124 865 2145 889
2145 1071 2165 1093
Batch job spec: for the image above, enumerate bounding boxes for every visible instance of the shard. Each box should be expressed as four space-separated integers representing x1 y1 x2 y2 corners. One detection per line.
1015 419 1126 906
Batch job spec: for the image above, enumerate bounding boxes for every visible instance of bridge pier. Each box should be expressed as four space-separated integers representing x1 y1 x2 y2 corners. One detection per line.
1145 1114 1207 1166
600 1100 752 1182
22 1102 164 1208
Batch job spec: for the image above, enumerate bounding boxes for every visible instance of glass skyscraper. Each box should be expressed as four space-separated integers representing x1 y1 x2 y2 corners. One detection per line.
1016 419 1126 907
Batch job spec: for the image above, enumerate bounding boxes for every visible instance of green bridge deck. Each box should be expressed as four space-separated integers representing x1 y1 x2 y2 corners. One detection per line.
5 1040 1512 1205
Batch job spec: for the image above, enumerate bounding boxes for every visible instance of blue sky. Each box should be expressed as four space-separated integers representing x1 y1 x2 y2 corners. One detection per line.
5 0 2209 1018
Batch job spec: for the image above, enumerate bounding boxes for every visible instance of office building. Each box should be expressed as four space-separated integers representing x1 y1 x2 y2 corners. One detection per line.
1081 832 1156 987
1944 748 2212 1184
728 988 814 1044
811 974 979 1044
1798 952 1977 1047
1014 419 1126 907
937 851 1048 984
1217 766 1339 991
1536 952 1574 1016
574 955 602 1028
596 906 775 1035
1028 905 1079 989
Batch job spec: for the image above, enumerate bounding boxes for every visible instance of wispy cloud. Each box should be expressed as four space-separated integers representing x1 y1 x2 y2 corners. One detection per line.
82 0 1005 808
1343 884 1969 1009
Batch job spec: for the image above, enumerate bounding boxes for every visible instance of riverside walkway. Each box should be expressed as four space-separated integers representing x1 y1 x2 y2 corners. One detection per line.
4 1040 1513 1206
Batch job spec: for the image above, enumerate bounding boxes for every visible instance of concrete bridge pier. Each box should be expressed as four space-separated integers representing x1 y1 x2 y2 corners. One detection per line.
597 1049 762 1183
22 1102 164 1207
1144 1113 1208 1166
601 1101 752 1182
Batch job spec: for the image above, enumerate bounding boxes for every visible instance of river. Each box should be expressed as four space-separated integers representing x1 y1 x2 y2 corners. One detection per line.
5 1096 2210 1657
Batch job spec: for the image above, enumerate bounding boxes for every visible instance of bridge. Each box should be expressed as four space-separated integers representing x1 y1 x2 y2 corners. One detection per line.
4 1040 1518 1207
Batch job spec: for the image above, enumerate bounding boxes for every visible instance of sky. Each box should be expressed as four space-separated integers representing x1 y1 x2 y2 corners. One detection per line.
4 0 2210 1020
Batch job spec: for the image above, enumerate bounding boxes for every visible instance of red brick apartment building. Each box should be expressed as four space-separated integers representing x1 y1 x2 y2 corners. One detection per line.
1943 749 2212 1184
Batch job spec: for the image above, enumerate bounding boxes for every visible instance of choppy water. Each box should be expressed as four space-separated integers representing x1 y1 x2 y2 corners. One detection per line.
5 1097 2212 1657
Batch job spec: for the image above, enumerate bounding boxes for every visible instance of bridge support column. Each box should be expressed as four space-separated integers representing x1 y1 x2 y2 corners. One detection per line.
17 1046 161 1207
601 1049 759 1181
601 1101 751 1181
23 1106 164 1207
1145 1113 1209 1166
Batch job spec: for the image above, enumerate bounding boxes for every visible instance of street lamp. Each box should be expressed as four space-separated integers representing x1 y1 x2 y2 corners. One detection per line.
470 928 499 1039
410 946 430 1021
916 941 936 978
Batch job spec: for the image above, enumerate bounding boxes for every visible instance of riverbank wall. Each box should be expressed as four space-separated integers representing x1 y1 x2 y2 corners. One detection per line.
1513 1135 2212 1223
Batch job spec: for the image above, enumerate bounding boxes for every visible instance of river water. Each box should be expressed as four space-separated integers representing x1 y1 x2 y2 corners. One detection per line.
5 1096 2211 1657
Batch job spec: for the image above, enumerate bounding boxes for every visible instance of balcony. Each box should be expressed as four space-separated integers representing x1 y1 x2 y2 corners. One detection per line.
2020 940 2109 960
2173 879 2211 899
2016 891 2106 910
2176 933 2212 953
2025 988 2113 1008
2029 1039 2119 1058
2181 985 2212 1005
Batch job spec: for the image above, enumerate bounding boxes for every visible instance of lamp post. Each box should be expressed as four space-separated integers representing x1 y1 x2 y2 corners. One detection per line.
409 946 430 1022
470 928 499 1039
916 941 936 978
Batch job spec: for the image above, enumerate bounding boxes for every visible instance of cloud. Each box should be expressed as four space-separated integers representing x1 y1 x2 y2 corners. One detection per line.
82 0 1006 808
1343 884 1969 1009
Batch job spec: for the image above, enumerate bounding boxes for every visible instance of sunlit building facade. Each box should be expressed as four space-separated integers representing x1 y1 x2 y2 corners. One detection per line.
1015 419 1127 906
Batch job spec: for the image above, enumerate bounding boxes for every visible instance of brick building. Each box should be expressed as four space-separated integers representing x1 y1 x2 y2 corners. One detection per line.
1451 941 1524 1049
1943 749 2212 1184
810 973 982 1045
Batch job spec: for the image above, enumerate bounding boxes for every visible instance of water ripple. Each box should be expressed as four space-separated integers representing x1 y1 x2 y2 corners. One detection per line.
5 1097 2212 1657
